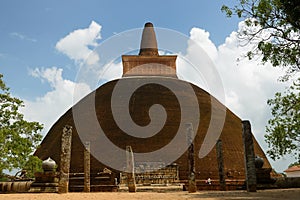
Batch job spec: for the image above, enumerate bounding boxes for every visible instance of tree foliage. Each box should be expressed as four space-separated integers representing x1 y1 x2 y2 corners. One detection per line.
0 74 43 176
265 78 300 161
222 0 300 161
222 0 300 81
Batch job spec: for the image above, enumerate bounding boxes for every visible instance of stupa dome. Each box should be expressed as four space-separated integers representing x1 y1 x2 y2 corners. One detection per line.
34 22 272 191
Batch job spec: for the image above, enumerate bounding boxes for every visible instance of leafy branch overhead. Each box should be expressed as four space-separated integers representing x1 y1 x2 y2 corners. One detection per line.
222 0 300 81
222 0 300 162
0 74 43 176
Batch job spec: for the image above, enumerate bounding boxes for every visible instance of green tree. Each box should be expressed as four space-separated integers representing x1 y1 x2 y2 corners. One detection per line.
222 0 300 80
265 78 300 160
22 155 43 178
0 74 43 177
222 0 300 160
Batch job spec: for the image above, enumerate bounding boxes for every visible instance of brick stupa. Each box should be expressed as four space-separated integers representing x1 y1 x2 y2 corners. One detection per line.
34 22 272 191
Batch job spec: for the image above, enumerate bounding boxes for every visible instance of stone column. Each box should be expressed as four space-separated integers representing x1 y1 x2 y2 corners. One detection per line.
58 125 72 193
216 139 226 191
84 141 91 192
126 146 136 192
242 120 257 192
186 123 197 193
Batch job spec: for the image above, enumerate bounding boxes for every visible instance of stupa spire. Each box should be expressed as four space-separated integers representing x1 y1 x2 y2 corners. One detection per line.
121 22 177 78
139 22 159 56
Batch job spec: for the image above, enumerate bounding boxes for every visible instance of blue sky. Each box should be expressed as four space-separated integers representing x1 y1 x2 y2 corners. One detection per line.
0 0 295 172
1 0 239 98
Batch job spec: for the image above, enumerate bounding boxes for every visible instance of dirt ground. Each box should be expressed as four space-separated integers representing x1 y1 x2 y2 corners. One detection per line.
1 188 300 200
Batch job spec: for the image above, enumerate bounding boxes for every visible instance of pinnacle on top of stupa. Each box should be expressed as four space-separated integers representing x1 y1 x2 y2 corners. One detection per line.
138 22 159 56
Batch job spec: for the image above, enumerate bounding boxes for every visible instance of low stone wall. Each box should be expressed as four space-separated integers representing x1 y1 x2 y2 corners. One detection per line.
69 172 118 192
275 177 300 188
0 181 33 193
182 179 246 191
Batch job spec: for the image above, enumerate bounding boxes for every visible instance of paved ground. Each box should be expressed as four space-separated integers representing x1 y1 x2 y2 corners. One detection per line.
1 188 300 200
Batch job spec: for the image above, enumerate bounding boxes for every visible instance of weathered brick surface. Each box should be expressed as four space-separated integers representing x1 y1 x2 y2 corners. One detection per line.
34 77 271 184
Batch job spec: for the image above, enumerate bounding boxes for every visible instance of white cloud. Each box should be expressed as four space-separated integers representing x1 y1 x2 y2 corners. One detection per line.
21 22 114 135
10 32 37 42
99 61 123 82
22 67 91 134
21 20 295 173
189 28 218 60
55 21 101 63
178 21 293 172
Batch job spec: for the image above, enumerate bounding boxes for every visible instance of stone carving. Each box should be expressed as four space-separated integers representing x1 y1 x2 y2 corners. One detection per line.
84 141 90 192
42 157 56 172
186 123 197 193
255 155 264 169
58 125 72 193
126 146 136 192
29 157 59 193
242 120 257 192
216 139 226 191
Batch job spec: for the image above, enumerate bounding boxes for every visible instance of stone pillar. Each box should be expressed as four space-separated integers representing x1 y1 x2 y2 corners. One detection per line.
58 125 72 193
126 146 136 192
186 123 197 193
216 139 226 191
242 120 257 192
84 141 91 192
